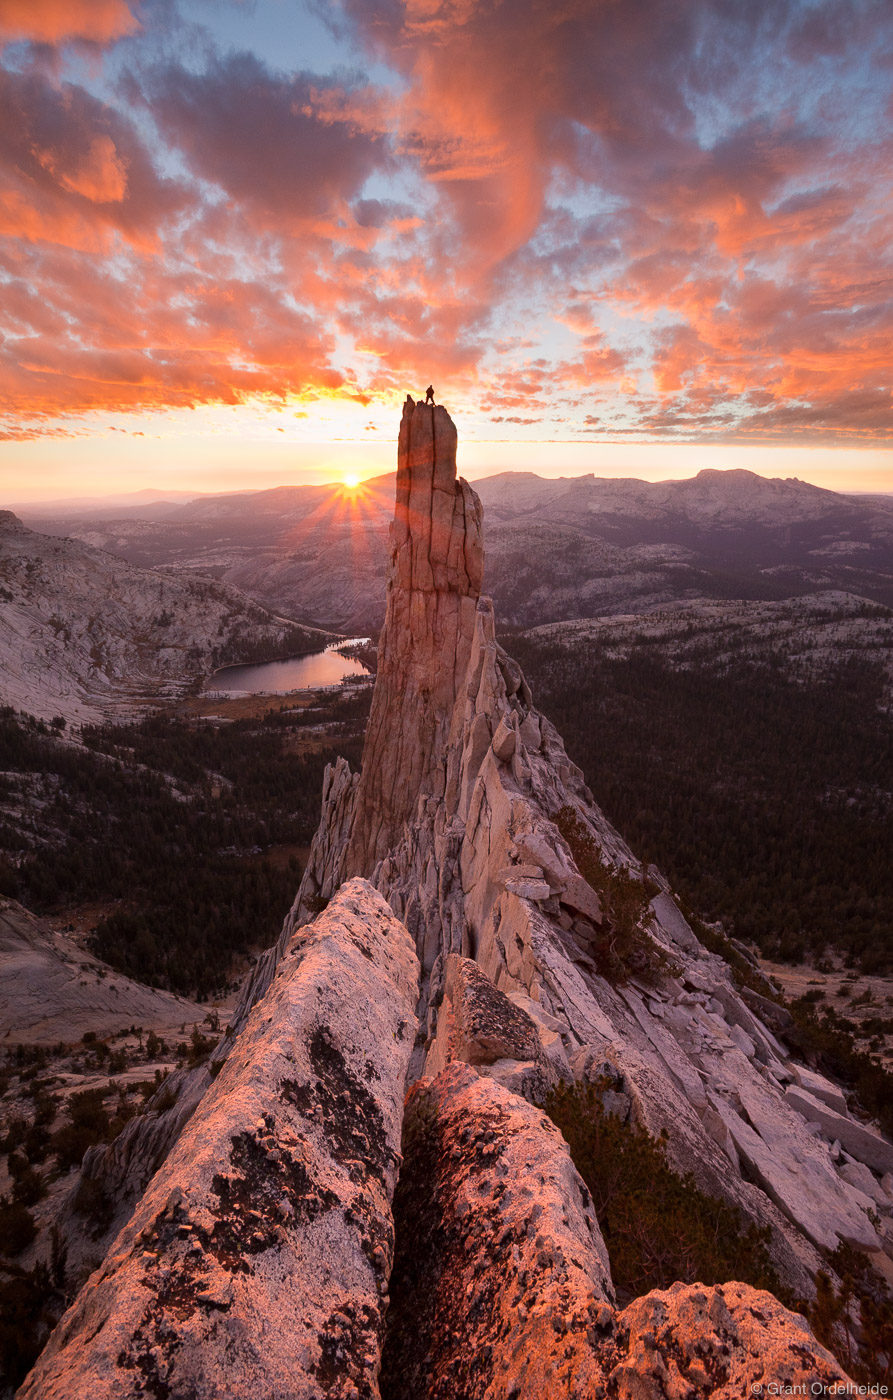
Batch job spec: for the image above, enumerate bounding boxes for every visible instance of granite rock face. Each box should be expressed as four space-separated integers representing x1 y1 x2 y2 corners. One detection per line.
0 897 200 1045
424 954 557 1102
288 396 892 1292
0 509 314 726
20 881 419 1400
381 1064 849 1400
28 397 877 1397
601 1282 845 1400
428 954 542 1068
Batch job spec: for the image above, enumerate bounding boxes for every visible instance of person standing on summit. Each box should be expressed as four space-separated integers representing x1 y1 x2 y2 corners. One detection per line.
425 384 435 404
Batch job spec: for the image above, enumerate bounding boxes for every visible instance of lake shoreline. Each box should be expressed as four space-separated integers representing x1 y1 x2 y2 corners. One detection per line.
202 639 372 697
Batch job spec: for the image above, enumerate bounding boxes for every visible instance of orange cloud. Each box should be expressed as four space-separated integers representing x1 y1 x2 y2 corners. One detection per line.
0 67 185 253
1 0 892 445
0 0 138 45
35 134 129 202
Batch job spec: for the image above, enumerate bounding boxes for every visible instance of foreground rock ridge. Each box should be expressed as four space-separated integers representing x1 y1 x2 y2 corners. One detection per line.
20 882 419 1400
28 396 884 1395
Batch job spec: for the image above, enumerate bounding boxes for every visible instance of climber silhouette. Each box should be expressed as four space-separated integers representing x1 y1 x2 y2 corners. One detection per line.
425 384 435 405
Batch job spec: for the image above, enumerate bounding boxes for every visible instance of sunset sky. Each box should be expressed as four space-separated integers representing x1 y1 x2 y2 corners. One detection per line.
1 0 892 501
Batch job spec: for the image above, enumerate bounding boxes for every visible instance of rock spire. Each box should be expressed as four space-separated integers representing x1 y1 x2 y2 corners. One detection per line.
291 394 893 1284
346 396 483 871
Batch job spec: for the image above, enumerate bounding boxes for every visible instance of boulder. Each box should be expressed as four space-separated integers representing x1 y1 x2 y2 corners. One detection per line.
507 993 569 1038
496 863 545 886
601 1281 847 1400
444 954 542 1063
512 829 573 888
560 872 604 925
504 876 552 901
791 1064 849 1116
491 713 517 762
838 1159 888 1207
728 1023 756 1059
518 711 542 750
425 955 543 1077
650 892 702 953
740 987 795 1037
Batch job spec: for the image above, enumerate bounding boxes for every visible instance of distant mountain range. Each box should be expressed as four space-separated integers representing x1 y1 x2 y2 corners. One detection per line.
18 468 893 631
11 487 252 519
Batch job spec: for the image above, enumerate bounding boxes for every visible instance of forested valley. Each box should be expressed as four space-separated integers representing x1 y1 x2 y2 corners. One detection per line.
2 604 890 999
0 689 371 997
510 630 893 972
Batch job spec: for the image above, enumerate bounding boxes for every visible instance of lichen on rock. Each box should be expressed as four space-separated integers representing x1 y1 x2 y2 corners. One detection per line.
380 1061 613 1400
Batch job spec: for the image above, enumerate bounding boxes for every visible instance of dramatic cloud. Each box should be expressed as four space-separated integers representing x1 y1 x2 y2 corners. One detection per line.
137 53 392 232
325 0 893 438
1 0 892 442
0 66 185 250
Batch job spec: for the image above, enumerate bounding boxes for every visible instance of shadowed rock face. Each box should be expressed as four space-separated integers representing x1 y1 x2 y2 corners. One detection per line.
0 897 200 1045
19 881 419 1400
0 511 309 726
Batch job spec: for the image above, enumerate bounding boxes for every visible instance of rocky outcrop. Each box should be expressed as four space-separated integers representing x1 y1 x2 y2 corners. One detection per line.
20 881 419 1400
601 1282 845 1400
381 1062 613 1400
424 954 557 1102
381 1063 849 1400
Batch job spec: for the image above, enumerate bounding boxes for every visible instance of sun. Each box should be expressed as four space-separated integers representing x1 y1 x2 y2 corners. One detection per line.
342 473 360 489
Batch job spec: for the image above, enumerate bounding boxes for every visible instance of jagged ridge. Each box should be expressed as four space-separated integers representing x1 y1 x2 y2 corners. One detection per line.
25 396 887 1398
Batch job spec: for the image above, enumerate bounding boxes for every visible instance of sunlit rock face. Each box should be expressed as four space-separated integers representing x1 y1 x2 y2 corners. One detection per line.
380 1061 613 1400
346 397 484 872
380 1063 846 1400
602 1282 845 1400
19 881 419 1400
